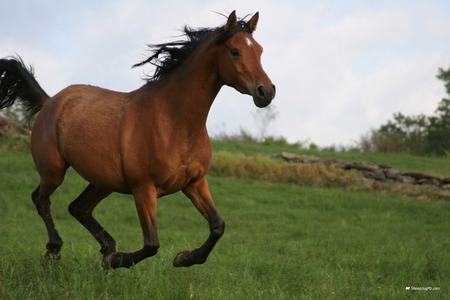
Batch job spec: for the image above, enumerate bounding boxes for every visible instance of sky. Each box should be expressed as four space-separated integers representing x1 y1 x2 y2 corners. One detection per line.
2 0 450 146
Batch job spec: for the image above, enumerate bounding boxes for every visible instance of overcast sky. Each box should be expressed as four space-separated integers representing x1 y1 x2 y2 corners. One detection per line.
2 0 450 146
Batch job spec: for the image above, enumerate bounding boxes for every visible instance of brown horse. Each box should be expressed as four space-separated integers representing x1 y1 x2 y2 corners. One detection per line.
0 11 275 269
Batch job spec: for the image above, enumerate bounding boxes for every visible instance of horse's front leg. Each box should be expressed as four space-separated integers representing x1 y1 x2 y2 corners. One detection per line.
103 184 159 269
174 177 225 267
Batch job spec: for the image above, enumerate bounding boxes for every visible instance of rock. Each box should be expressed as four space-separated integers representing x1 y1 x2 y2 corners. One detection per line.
278 152 302 163
417 178 441 186
278 152 321 164
298 155 322 164
345 162 379 173
401 176 416 184
402 172 436 181
363 170 386 181
383 168 403 182
441 178 450 185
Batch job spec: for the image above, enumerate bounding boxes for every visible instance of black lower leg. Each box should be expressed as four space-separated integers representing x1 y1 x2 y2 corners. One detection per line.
103 244 159 269
173 218 224 267
68 184 115 256
32 185 63 258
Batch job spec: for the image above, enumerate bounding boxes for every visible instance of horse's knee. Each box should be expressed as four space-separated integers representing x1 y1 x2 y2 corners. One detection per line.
211 219 225 239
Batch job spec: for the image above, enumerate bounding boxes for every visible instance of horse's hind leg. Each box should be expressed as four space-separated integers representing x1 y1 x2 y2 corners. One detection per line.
32 180 65 259
68 184 115 264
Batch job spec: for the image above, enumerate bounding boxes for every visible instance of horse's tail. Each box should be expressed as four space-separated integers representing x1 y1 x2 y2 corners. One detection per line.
0 56 50 120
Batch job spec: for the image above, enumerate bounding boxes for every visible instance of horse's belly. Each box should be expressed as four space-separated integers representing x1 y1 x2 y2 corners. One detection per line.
154 161 208 197
64 147 128 192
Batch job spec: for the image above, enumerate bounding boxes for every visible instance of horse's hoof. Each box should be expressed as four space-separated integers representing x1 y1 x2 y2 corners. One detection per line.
102 252 134 269
173 250 205 267
173 251 190 267
102 252 119 269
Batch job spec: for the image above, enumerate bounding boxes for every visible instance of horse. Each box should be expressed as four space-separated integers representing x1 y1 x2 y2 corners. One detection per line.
0 11 275 269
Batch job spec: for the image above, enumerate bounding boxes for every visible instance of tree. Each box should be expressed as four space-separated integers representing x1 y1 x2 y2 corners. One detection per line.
426 99 450 156
2 104 28 123
437 67 450 95
426 68 450 155
252 105 279 141
359 66 450 156
378 113 428 154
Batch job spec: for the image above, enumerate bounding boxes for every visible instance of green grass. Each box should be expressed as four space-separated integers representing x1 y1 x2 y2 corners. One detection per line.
1 149 449 299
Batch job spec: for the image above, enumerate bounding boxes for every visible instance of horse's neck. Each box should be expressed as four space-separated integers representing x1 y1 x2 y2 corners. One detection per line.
159 48 221 128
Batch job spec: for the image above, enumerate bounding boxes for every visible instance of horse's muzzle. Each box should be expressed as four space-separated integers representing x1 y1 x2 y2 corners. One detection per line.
253 84 276 108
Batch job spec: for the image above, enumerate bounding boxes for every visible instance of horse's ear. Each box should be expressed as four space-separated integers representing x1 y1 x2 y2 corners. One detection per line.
248 12 259 32
225 10 238 31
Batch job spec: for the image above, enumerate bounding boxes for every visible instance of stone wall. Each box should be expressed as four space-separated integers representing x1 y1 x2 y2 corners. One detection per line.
273 152 450 189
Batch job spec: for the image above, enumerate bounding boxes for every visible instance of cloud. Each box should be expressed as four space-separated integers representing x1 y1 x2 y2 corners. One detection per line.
247 2 450 145
1 1 449 146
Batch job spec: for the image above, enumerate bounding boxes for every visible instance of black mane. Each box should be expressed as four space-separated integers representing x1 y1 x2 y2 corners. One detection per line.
133 18 253 82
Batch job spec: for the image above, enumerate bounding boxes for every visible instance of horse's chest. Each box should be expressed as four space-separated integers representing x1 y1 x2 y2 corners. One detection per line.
156 160 207 196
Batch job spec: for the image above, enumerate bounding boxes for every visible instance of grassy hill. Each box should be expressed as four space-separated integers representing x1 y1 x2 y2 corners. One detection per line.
209 139 450 202
211 139 450 178
0 143 449 299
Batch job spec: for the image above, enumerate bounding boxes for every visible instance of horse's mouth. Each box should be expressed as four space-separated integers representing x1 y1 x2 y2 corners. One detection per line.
252 84 276 108
253 96 272 108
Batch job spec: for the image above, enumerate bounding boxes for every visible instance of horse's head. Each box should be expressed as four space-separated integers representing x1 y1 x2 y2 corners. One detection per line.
216 11 276 108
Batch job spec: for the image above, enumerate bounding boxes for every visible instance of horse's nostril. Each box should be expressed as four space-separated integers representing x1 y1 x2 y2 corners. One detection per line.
257 86 265 97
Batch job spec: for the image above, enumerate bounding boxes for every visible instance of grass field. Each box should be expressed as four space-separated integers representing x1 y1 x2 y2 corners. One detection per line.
0 149 449 299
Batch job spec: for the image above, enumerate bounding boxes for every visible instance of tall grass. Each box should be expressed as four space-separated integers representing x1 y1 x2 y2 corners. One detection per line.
210 151 361 187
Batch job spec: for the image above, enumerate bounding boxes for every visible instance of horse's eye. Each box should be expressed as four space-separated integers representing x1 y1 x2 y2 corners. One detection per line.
230 48 240 57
